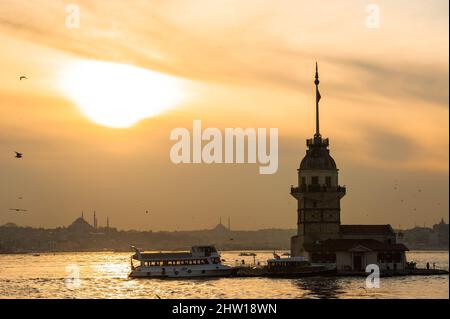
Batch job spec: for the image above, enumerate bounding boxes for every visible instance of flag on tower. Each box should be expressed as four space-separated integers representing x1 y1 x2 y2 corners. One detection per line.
317 89 321 103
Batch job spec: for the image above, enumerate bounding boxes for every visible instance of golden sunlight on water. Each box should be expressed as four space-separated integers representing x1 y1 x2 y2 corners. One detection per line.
58 60 184 128
0 251 447 299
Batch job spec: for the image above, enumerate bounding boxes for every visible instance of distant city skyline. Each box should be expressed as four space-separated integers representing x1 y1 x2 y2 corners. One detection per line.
2 211 448 232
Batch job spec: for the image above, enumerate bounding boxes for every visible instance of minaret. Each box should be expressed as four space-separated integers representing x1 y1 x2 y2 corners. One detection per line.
290 63 346 257
93 211 97 229
106 216 110 229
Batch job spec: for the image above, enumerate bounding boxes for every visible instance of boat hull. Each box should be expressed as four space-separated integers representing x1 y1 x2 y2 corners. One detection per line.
129 266 235 278
266 268 337 278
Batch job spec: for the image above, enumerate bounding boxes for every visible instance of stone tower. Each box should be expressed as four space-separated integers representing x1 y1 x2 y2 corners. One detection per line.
290 63 346 256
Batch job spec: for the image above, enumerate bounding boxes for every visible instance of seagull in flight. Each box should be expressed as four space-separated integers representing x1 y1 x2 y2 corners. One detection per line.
14 151 23 158
9 208 27 212
19 76 27 81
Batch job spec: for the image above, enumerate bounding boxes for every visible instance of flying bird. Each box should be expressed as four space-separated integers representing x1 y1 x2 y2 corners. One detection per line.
9 208 27 212
14 152 23 158
19 76 27 81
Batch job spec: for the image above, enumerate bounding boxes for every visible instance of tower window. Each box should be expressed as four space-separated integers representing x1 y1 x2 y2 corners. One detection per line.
311 176 319 185
325 176 332 187
301 177 306 185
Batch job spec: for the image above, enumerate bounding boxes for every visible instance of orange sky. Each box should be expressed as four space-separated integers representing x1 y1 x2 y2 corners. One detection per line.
0 0 448 230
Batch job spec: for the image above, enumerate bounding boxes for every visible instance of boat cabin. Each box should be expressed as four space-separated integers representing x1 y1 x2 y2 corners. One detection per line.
129 245 233 278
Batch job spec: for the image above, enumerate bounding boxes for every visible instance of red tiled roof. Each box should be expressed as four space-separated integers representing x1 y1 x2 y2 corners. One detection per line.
304 239 409 252
340 224 394 235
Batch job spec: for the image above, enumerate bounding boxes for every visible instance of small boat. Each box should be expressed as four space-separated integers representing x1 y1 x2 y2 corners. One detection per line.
129 245 234 278
239 252 257 257
266 256 336 277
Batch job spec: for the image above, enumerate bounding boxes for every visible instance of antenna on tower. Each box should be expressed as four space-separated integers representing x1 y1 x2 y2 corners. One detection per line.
314 62 322 138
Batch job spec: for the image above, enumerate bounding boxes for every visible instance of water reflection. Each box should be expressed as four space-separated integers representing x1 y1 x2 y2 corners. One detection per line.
294 277 343 299
0 251 447 298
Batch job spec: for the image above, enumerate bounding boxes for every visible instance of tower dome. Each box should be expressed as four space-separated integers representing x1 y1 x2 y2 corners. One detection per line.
299 137 337 170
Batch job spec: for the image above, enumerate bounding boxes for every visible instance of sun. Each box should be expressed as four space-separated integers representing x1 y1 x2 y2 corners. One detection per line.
59 60 183 128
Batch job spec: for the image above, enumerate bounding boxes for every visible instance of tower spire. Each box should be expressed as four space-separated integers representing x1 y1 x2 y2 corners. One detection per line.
314 62 321 137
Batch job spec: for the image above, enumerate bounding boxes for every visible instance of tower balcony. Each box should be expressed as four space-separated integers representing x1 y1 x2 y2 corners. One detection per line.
290 184 346 196
307 137 329 147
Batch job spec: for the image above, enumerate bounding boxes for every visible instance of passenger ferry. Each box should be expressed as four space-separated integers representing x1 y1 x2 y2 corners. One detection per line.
129 245 235 278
